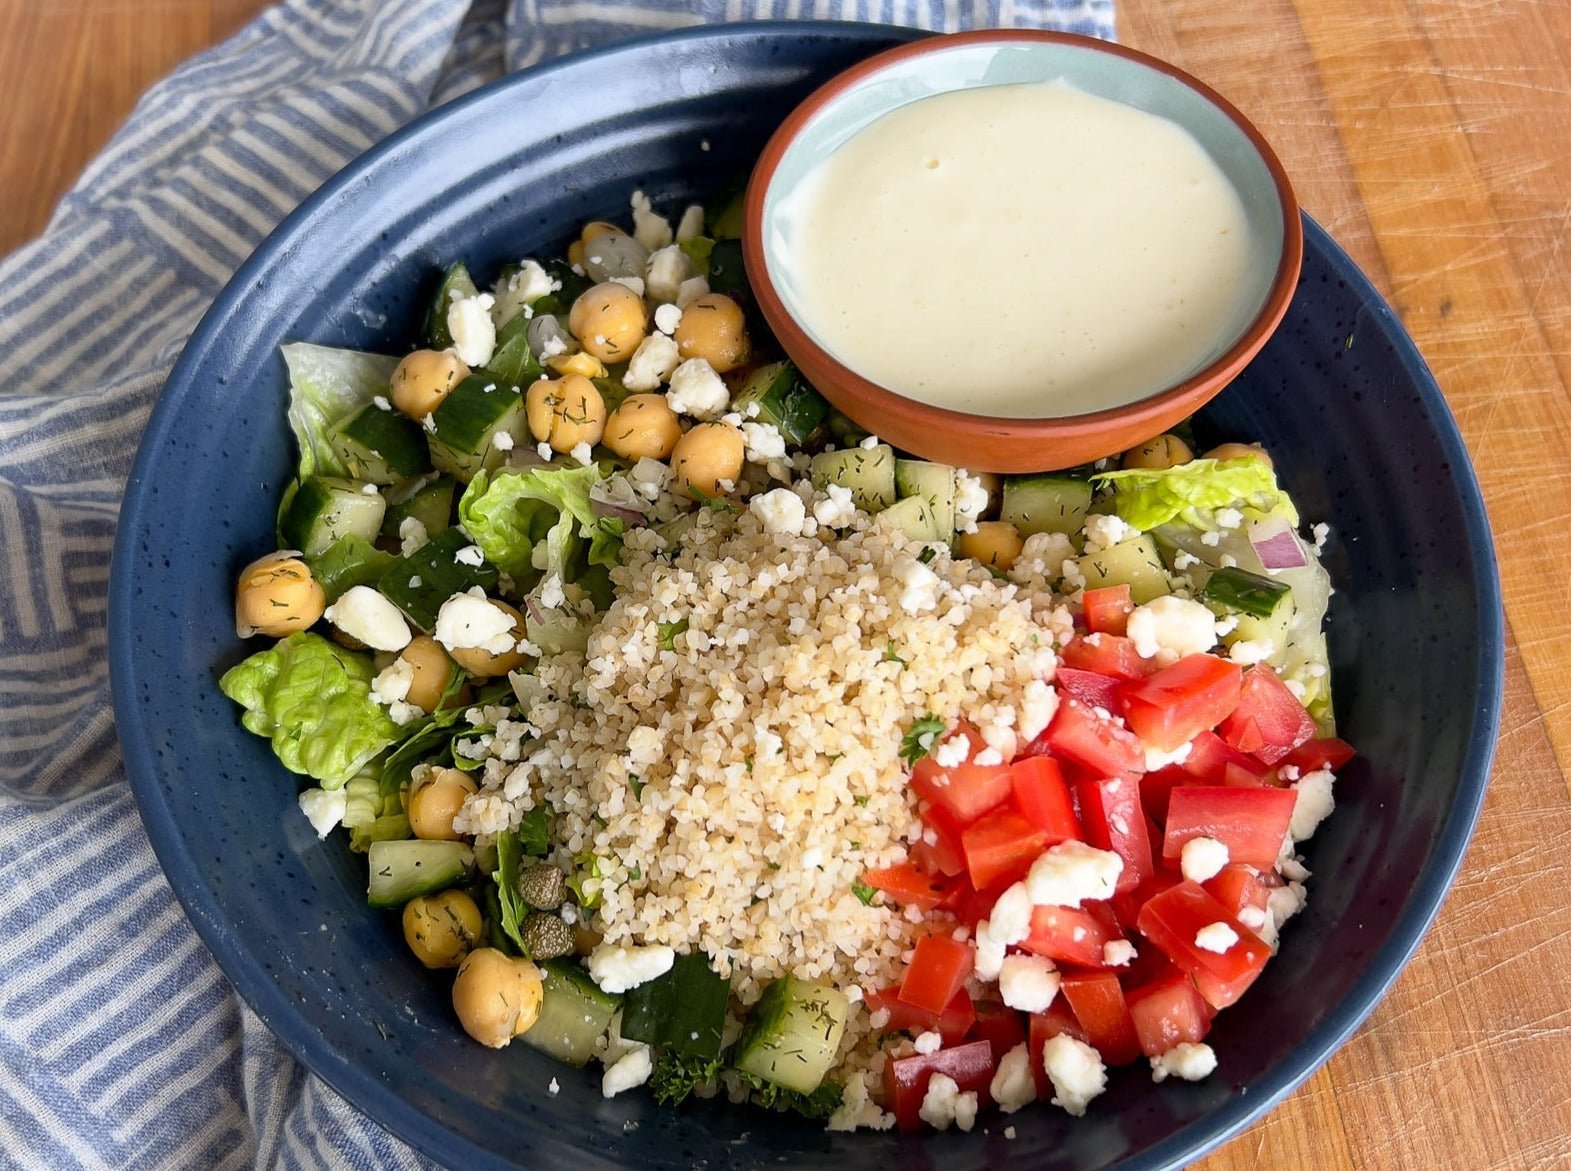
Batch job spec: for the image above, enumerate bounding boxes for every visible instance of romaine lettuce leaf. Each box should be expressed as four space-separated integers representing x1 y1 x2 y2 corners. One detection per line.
1093 457 1298 532
457 464 605 586
219 632 400 787
281 343 400 479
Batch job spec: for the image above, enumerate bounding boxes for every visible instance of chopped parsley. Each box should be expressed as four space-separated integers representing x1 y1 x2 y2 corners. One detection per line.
899 712 946 767
852 879 877 906
648 1051 723 1106
737 1072 844 1119
883 641 907 668
628 773 645 800
656 618 689 650
916 546 938 565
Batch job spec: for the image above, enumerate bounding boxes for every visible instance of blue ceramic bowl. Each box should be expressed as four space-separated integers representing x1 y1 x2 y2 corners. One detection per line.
108 22 1503 1171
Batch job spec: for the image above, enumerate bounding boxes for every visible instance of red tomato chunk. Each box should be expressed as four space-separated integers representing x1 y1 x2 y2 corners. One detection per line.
1127 972 1212 1058
1217 664 1317 765
1136 880 1271 1009
1121 654 1242 752
1059 633 1152 682
1162 785 1297 868
1036 698 1146 778
1061 970 1144 1067
961 807 1049 890
1282 736 1356 774
865 863 949 911
899 935 976 1015
885 1040 996 1132
1076 775 1154 894
968 1000 1028 1065
1008 756 1082 842
1083 584 1135 636
868 986 975 1047
1020 904 1113 968
1054 666 1126 715
909 722 1014 825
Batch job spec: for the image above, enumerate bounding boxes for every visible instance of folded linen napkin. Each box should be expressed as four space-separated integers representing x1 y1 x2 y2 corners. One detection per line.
0 0 1113 1167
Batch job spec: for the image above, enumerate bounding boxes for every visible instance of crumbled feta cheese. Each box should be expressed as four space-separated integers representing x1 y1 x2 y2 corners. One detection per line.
538 574 566 610
371 658 414 706
974 747 1004 767
547 1077 560 1096
589 943 676 994
1013 531 1076 582
1213 613 1239 638
1228 638 1274 665
999 954 1061 1013
447 292 497 367
492 430 515 452
676 276 710 307
749 487 807 536
609 274 645 297
570 441 593 466
1238 905 1268 932
1173 550 1200 571
454 544 485 567
644 245 692 305
989 1043 1038 1113
826 1070 896 1132
913 1030 942 1055
653 302 683 336
675 204 704 244
601 1044 654 1097
1215 507 1244 529
893 556 942 614
1126 595 1217 662
538 332 568 359
1195 922 1239 953
629 456 671 499
973 919 1007 981
742 420 787 464
666 357 730 419
1150 1042 1218 1083
1082 513 1134 553
1017 678 1059 743
954 471 991 534
1180 836 1230 883
433 591 517 655
298 787 346 838
1041 1035 1107 1117
398 515 429 557
1290 767 1336 842
1026 841 1123 907
506 259 556 306
630 190 673 250
918 1073 978 1132
1200 529 1223 547
932 734 969 769
536 441 554 462
1312 522 1330 551
1102 939 1137 967
621 331 681 392
812 484 857 529
373 394 391 411
323 586 411 652
1259 881 1307 950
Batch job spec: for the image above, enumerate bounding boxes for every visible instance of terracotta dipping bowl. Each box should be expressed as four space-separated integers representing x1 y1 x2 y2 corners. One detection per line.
743 30 1304 473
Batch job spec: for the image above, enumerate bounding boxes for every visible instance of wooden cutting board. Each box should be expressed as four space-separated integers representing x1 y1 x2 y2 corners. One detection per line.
3 0 1567 1167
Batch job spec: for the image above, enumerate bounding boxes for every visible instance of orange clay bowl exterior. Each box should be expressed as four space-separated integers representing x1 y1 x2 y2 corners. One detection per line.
742 30 1304 473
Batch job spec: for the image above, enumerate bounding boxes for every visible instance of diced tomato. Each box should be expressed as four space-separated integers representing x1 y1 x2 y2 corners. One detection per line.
1059 633 1152 681
909 722 1015 825
899 936 976 1015
885 1041 996 1132
1182 730 1268 784
1282 736 1357 775
968 1000 1028 1065
1008 756 1082 843
1222 761 1269 788
961 808 1048 890
1126 973 1212 1058
1204 863 1272 922
1020 904 1113 968
910 803 968 878
1075 776 1154 894
1110 869 1183 929
865 863 950 911
1082 584 1135 636
1054 667 1126 715
1139 764 1191 826
868 986 976 1047
1217 665 1317 765
1121 654 1243 752
1028 1003 1089 1100
1060 971 1143 1067
1136 880 1272 1009
1035 699 1146 778
1162 785 1298 867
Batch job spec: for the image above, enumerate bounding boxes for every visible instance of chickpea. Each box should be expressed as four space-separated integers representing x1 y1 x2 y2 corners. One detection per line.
444 599 531 678
603 393 682 461
580 220 621 245
672 293 750 373
235 552 325 638
407 766 477 841
566 239 586 269
568 282 648 363
1122 433 1195 470
670 422 745 499
1205 442 1274 469
390 349 469 419
546 351 608 380
402 889 482 969
451 948 544 1048
397 635 459 713
956 521 1025 571
525 375 607 454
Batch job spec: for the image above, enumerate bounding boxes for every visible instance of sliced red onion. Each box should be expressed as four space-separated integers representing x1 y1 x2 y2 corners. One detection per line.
523 596 547 625
1248 518 1308 570
589 479 650 527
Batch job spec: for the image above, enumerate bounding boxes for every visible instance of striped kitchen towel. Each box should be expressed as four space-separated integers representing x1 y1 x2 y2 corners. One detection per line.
0 0 1114 1168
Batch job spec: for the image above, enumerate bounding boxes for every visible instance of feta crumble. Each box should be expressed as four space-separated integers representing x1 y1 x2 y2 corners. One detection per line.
918 1073 978 1132
1194 922 1239 953
913 1030 942 1055
812 484 857 529
989 1043 1038 1113
622 332 681 391
588 943 676 994
1180 836 1230 883
1227 638 1275 665
1041 1034 1107 1117
1026 841 1123 907
675 275 710 307
999 953 1061 1013
954 471 991 534
1102 939 1137 967
932 734 970 769
1126 595 1218 662
454 544 485 567
749 487 807 536
893 555 942 614
323 586 412 652
826 1070 895 1132
666 357 729 419
298 787 346 838
742 420 787 463
653 302 683 335
973 919 1007 981
1082 513 1134 552
601 1045 653 1097
1289 767 1336 842
433 590 517 655
447 292 497 367
398 515 429 557
1150 1042 1218 1083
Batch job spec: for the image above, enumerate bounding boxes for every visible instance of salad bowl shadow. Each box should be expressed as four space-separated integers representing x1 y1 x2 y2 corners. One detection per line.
108 21 1502 1171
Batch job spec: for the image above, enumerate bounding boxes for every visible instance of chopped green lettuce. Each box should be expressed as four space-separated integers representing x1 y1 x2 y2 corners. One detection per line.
218 632 400 787
456 464 606 586
493 828 530 955
281 343 400 479
1093 457 1298 532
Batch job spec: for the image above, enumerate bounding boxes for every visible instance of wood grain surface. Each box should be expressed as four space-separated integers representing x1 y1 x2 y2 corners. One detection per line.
3 1 1567 1167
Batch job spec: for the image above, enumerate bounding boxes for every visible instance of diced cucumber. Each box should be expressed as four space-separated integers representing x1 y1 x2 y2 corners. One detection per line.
382 475 456 541
1078 534 1171 604
522 960 621 1066
366 839 474 909
425 261 478 351
894 459 957 538
824 409 870 448
705 239 750 305
1202 566 1293 619
278 476 387 558
1222 591 1298 651
427 376 526 483
307 534 398 603
810 444 896 512
620 952 729 1061
485 311 542 387
1002 474 1094 537
731 362 828 448
876 496 945 543
732 977 848 1095
378 527 500 630
329 402 431 485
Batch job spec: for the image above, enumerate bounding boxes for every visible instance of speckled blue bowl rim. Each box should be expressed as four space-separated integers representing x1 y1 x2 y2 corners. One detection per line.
108 21 1504 1171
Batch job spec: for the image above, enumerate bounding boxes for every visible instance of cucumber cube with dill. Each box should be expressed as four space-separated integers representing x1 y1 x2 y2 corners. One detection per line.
732 975 849 1094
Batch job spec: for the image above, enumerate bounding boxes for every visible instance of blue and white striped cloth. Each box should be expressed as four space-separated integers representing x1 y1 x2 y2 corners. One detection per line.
0 0 1113 1166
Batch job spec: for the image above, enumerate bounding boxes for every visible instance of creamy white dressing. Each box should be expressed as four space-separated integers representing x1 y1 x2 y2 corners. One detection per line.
775 82 1260 418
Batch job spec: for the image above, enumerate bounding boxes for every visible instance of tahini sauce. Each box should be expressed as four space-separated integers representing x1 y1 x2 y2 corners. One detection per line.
776 82 1260 418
